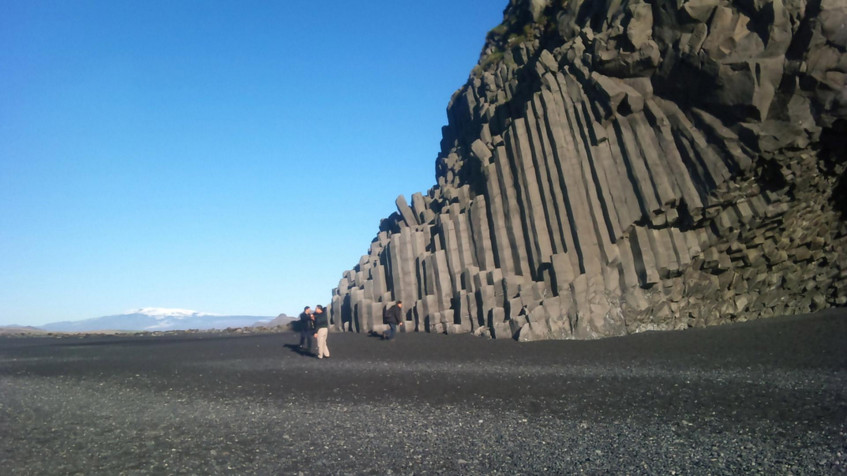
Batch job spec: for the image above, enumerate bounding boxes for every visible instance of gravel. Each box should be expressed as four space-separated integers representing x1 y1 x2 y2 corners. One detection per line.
1 309 845 474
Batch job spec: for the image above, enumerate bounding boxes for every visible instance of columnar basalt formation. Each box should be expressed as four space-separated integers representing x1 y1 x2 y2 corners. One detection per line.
330 0 846 340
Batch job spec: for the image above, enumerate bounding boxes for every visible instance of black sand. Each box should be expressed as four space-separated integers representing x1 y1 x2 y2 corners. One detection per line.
1 309 845 474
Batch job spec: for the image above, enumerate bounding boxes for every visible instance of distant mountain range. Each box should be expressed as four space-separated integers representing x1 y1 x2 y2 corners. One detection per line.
0 325 49 336
37 307 292 332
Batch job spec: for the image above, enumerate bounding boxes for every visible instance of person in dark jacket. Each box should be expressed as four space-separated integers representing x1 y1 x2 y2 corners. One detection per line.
313 305 330 359
382 301 404 341
298 306 314 351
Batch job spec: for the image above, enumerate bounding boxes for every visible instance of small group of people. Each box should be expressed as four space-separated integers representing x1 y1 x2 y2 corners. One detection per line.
298 305 330 359
296 301 406 357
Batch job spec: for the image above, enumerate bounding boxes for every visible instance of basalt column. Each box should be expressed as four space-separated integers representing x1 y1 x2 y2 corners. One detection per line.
329 0 846 340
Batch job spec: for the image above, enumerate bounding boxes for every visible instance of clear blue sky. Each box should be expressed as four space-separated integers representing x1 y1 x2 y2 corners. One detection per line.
0 0 505 326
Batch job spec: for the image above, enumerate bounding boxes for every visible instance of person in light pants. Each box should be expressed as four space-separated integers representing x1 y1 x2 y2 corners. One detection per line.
313 305 330 359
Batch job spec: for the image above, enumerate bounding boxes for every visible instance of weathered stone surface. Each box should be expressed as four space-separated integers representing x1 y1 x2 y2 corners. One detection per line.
681 0 719 23
395 195 418 227
329 0 846 341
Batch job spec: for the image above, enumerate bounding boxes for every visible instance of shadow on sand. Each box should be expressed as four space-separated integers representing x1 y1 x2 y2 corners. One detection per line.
283 343 318 358
367 331 389 340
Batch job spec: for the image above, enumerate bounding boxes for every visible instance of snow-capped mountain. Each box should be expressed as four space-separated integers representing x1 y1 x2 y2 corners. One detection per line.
40 308 275 332
125 307 221 319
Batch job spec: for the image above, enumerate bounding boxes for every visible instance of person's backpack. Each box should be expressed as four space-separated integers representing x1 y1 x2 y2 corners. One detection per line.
382 307 389 325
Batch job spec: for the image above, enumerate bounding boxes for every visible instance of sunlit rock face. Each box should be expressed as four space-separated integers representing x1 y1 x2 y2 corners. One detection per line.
330 0 847 340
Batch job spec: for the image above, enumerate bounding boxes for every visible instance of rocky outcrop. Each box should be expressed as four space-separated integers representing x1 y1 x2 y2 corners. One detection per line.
330 0 846 340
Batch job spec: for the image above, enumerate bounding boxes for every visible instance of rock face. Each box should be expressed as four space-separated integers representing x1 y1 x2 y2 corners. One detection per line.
330 0 847 340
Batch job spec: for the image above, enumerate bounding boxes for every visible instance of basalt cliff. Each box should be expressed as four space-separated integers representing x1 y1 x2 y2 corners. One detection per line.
330 0 846 340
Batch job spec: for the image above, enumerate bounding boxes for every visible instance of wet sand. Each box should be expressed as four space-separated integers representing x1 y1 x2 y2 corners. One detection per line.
1 309 845 474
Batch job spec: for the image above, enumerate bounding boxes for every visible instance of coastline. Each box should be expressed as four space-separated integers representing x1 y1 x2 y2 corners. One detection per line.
1 308 845 473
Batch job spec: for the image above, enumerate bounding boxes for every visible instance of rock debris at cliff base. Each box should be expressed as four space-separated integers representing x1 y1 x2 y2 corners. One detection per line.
330 0 847 340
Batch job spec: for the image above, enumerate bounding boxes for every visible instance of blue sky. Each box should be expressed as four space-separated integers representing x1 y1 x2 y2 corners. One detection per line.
0 0 505 326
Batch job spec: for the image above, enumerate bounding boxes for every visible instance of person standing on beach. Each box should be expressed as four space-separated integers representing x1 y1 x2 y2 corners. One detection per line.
298 306 314 351
313 305 330 359
382 301 404 341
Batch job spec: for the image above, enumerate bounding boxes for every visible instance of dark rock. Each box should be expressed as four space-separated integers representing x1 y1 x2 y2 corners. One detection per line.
328 0 846 340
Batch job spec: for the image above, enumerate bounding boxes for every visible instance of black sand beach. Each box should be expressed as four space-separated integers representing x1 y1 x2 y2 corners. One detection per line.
1 309 845 474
